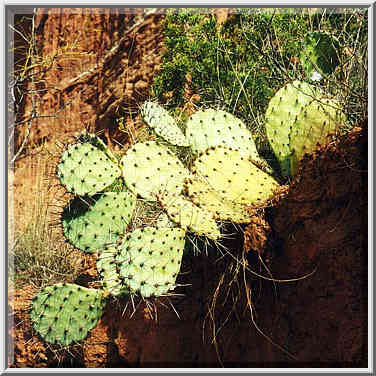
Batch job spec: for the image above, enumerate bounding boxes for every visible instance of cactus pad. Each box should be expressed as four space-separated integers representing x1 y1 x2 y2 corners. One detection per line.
289 98 346 175
30 283 105 346
191 146 280 205
116 227 186 297
97 245 128 296
264 80 320 176
121 141 190 201
157 191 221 240
300 32 340 79
77 133 119 164
155 212 178 228
62 191 136 253
57 137 121 196
185 177 253 223
185 109 260 160
140 101 189 146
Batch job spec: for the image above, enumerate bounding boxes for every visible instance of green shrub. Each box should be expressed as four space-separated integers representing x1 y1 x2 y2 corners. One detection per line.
153 8 367 148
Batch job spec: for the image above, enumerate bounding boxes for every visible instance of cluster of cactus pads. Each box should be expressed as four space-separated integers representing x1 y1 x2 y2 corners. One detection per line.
30 79 345 346
265 80 345 177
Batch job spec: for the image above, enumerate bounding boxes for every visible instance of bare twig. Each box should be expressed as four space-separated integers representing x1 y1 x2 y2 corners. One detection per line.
9 8 38 165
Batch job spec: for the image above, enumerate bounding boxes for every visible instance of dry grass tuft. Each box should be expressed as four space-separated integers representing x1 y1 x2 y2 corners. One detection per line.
9 143 84 290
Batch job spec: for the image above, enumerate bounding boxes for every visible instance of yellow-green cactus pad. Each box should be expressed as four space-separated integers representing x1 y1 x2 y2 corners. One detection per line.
30 283 105 346
121 141 190 201
157 191 221 241
140 101 189 147
289 98 346 175
264 80 321 176
185 108 260 160
62 191 136 253
116 227 186 298
57 137 121 196
191 146 280 205
185 176 253 223
77 133 119 164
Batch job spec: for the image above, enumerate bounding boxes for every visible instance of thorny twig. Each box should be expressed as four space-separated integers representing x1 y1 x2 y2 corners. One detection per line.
9 8 38 166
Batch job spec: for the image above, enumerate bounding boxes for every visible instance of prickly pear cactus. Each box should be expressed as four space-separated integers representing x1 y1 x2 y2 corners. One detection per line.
121 141 190 201
191 146 280 205
185 177 253 223
157 191 221 241
77 132 119 164
289 98 346 175
116 227 186 297
61 191 136 253
97 245 128 296
57 134 121 196
140 101 189 147
30 283 105 346
264 80 320 177
155 212 178 228
300 32 340 80
185 109 260 160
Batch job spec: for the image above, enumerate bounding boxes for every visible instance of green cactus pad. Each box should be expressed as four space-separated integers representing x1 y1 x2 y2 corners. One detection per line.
191 146 280 205
289 98 346 175
185 109 260 160
264 80 320 176
121 141 190 201
157 191 221 241
57 138 121 196
62 191 136 253
300 32 340 79
30 283 105 346
116 227 186 297
140 101 189 147
97 245 128 296
185 177 253 223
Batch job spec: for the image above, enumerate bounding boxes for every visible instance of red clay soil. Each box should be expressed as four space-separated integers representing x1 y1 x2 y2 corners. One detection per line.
8 8 368 369
13 8 164 156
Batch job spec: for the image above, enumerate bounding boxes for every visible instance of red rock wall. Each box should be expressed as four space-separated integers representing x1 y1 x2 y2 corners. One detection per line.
14 8 164 154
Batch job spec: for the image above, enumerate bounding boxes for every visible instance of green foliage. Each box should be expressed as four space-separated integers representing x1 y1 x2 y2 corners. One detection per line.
153 8 367 142
153 8 311 129
300 32 340 79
